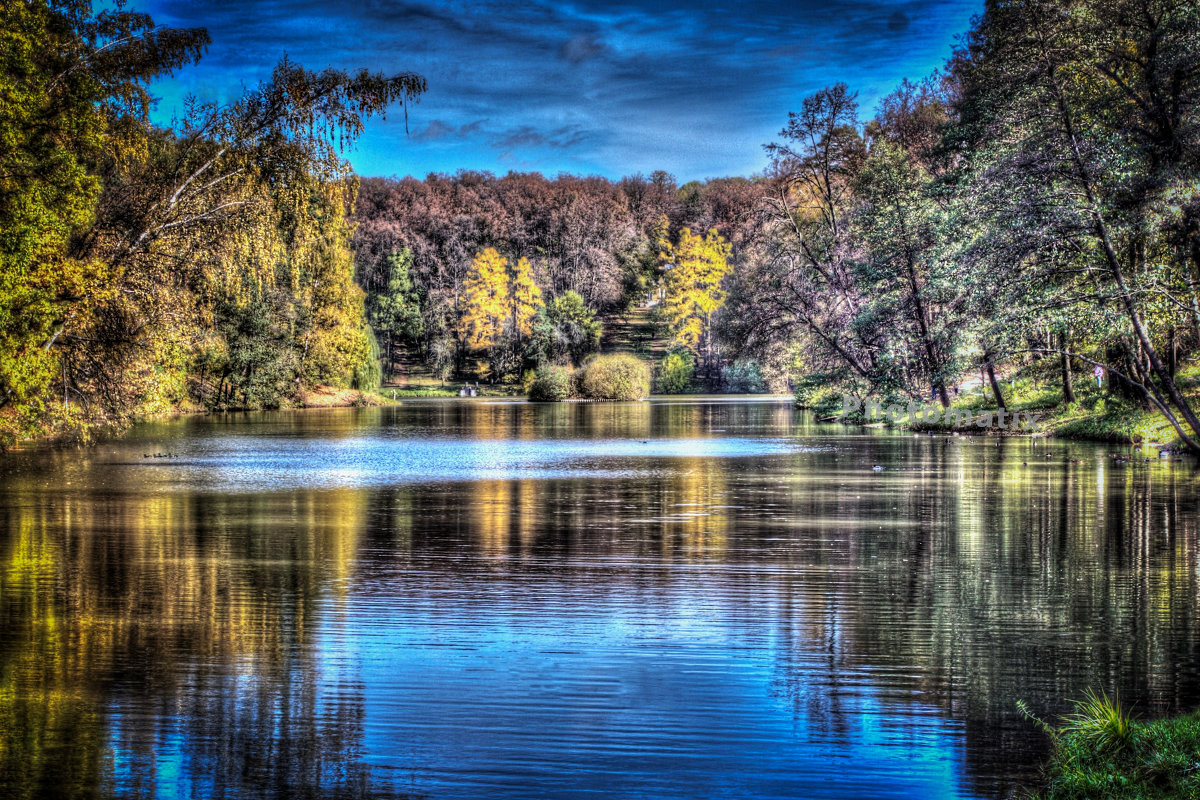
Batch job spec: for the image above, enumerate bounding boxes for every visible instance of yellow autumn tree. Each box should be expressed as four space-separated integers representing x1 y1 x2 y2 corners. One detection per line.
460 248 511 350
661 227 732 364
508 256 542 339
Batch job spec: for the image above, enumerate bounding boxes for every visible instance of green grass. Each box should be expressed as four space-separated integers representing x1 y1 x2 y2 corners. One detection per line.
1025 693 1200 799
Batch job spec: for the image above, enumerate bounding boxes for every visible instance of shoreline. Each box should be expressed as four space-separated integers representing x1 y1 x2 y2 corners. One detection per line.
804 408 1185 452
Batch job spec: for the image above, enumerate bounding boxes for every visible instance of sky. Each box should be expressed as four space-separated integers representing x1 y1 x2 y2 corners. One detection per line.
131 0 982 182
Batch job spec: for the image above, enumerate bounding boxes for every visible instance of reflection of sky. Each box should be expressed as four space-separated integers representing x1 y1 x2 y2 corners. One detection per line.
127 0 980 180
114 436 820 491
317 581 970 799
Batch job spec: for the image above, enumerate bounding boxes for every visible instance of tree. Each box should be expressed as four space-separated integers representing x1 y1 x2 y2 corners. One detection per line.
460 247 510 352
730 85 882 395
953 0 1200 447
661 227 732 379
0 0 427 443
529 290 602 367
853 139 960 406
368 248 423 376
508 255 542 342
0 0 207 442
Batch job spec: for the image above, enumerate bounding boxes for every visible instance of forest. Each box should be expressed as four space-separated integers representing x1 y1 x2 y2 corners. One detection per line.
2 0 1199 448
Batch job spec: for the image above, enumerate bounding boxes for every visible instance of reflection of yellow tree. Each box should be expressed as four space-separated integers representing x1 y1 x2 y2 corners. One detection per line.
662 458 728 559
0 483 384 799
0 514 106 799
468 479 542 556
515 479 539 551
472 480 513 557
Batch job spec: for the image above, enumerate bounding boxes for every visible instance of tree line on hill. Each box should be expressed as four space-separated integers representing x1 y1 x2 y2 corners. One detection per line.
350 170 766 390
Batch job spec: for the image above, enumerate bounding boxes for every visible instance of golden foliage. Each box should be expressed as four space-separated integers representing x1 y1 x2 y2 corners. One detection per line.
660 227 732 354
460 248 545 351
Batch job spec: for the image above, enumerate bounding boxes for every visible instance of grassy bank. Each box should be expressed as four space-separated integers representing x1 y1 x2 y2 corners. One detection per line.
796 362 1200 450
1025 693 1200 799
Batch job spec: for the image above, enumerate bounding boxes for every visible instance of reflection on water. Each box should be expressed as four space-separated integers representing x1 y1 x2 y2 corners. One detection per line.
1 399 1198 799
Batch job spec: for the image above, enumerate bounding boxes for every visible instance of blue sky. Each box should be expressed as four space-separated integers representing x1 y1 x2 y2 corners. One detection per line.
131 0 982 182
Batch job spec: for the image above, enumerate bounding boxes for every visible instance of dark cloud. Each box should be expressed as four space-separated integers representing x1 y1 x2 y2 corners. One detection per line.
413 118 488 141
560 34 609 64
134 0 982 180
493 124 591 156
888 10 911 32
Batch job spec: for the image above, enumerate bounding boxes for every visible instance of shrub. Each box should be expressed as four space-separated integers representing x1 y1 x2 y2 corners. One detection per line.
656 350 695 394
795 374 843 410
578 353 650 400
721 359 766 393
528 365 573 401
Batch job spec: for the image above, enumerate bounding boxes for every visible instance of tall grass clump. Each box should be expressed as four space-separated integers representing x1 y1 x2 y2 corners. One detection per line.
578 354 650 400
1062 690 1134 752
1022 690 1200 799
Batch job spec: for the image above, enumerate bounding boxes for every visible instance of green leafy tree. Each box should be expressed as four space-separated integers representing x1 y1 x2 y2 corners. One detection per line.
853 139 961 406
0 0 207 442
655 350 695 394
368 248 423 376
529 290 602 367
953 0 1200 447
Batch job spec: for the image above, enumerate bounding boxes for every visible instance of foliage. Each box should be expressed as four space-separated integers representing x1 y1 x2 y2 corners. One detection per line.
660 226 732 367
0 0 207 443
794 374 848 413
529 290 602 367
528 365 573 401
352 328 382 391
349 171 768 386
655 350 695 394
1028 693 1200 800
719 0 1200 450
460 248 511 352
508 256 542 339
577 354 651 401
949 0 1200 448
0 0 426 445
367 248 423 373
457 247 546 380
720 360 767 393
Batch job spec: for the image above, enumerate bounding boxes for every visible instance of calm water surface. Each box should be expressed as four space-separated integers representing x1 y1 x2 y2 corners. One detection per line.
2 398 1199 799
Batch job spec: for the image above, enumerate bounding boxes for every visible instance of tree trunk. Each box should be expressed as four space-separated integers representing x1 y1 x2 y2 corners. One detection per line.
1168 327 1177 380
902 250 949 407
386 332 394 381
985 359 1006 409
1059 332 1074 404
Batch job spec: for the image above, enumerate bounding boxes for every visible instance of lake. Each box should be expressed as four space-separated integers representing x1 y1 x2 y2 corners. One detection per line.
1 398 1198 799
